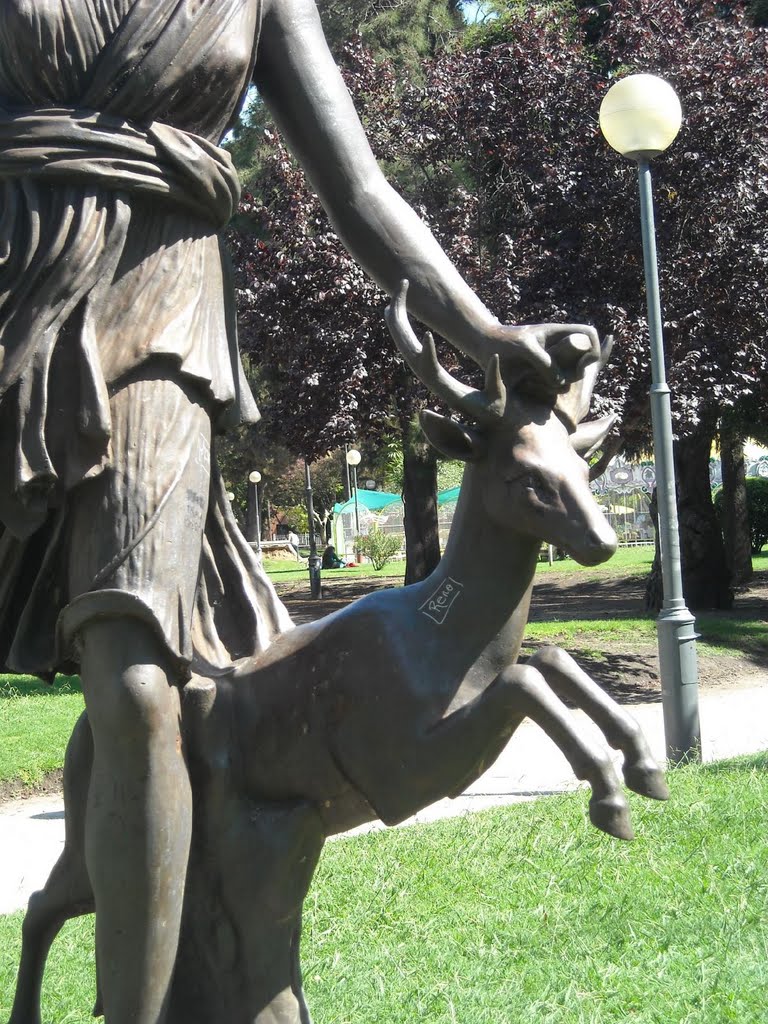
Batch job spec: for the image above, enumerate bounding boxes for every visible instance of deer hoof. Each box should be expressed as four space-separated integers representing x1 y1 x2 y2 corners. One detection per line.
589 794 634 841
623 762 670 802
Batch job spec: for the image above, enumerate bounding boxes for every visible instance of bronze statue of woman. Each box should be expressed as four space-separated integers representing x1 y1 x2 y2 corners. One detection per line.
0 1 599 1020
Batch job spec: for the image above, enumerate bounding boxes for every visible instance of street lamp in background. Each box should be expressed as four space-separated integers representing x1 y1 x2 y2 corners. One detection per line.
346 448 362 540
599 73 701 763
247 470 262 549
304 460 322 599
343 444 353 501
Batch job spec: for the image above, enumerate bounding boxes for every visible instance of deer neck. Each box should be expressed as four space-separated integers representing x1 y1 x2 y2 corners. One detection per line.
414 465 540 660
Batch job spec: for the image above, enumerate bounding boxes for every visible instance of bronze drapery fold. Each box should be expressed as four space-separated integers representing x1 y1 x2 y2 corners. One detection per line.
0 0 292 679
0 107 242 231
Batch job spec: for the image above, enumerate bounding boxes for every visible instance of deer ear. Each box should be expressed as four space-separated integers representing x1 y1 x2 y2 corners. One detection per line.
570 412 618 459
419 410 487 462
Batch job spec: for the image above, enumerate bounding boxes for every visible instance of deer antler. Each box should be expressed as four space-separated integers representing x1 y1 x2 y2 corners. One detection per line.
554 333 614 432
385 280 507 425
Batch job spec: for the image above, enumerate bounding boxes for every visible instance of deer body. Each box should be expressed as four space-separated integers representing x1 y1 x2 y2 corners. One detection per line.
205 564 534 834
9 289 668 1024
189 386 619 838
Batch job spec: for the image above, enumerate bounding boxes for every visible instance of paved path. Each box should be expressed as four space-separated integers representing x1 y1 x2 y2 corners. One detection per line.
1 682 766 916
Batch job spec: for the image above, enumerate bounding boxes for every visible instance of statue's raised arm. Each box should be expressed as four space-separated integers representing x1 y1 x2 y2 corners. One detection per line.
254 0 599 388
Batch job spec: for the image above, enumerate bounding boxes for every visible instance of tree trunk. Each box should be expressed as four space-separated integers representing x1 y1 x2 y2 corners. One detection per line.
719 424 753 586
643 487 664 613
645 420 732 612
401 417 441 585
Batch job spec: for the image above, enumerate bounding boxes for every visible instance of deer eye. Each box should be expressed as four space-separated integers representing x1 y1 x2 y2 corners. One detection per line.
509 470 544 494
515 469 557 503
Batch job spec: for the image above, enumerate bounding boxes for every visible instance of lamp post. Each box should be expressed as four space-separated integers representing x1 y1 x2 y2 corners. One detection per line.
247 470 262 549
343 444 352 502
304 459 322 599
599 73 701 763
346 448 362 541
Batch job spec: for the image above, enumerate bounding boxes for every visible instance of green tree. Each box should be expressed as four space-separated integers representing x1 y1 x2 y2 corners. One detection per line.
715 477 768 556
228 0 767 604
317 0 464 67
272 455 348 540
226 0 465 187
355 525 403 569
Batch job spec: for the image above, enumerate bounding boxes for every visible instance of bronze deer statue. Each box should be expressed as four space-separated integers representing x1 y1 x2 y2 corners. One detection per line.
9 283 668 1024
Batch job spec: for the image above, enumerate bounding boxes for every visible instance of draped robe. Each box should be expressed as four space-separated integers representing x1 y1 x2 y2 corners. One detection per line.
0 0 293 678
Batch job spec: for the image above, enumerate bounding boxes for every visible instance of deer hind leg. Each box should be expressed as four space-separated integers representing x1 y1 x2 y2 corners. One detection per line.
496 664 635 840
9 849 95 1024
9 712 95 1024
527 646 669 802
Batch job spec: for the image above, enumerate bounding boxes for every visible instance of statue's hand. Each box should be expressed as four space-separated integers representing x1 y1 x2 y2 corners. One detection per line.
491 322 601 393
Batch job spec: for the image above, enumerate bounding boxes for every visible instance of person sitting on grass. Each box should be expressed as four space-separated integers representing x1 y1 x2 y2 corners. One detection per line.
321 544 344 569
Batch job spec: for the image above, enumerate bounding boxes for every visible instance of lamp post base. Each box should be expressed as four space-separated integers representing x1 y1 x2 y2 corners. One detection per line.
657 607 701 764
308 554 322 599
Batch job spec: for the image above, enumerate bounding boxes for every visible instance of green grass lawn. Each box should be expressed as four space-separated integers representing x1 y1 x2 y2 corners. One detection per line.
264 545 659 586
264 556 408 584
2 754 766 1023
536 544 656 577
0 676 83 787
523 616 768 660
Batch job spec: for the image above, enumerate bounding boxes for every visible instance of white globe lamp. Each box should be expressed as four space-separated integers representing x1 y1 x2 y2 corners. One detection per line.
345 449 362 538
599 74 682 161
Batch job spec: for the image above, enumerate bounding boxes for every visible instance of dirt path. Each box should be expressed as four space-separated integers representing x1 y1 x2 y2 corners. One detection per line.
276 568 768 706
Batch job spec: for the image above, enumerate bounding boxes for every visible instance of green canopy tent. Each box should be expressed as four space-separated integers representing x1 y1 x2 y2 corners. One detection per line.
333 486 460 517
437 486 460 505
331 491 402 556
331 486 463 559
332 491 403 517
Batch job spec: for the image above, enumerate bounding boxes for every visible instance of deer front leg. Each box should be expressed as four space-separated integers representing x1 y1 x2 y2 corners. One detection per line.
423 665 634 839
335 665 633 839
527 646 669 801
492 665 635 840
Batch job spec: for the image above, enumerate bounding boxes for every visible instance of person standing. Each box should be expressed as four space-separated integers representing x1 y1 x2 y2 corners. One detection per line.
288 528 301 560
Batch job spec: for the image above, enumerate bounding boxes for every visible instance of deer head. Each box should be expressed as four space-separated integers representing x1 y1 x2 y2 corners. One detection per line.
385 281 617 566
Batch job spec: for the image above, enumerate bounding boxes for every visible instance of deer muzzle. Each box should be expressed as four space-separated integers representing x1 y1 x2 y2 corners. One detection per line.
573 522 618 566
